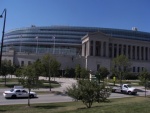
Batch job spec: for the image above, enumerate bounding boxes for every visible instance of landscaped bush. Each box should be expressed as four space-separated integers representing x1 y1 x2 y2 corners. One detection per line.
66 80 111 108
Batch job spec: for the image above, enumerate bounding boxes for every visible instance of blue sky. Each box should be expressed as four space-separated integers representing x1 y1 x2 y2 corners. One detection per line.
0 0 150 37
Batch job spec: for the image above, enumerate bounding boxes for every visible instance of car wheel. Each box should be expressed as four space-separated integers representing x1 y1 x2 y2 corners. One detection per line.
11 95 16 99
128 91 132 95
30 94 34 98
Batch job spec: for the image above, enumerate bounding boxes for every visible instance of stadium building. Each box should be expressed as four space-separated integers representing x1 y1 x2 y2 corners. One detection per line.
2 26 150 73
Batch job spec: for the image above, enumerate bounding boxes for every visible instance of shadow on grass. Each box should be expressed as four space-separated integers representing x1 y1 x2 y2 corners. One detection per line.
0 110 7 112
0 83 19 88
34 104 65 109
77 100 112 110
5 97 38 100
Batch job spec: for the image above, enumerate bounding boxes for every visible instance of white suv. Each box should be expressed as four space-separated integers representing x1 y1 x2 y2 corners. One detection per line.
3 88 37 99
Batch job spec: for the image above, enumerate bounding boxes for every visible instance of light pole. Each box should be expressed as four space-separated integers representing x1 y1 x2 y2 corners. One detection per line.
35 36 38 54
52 36 55 54
0 8 7 75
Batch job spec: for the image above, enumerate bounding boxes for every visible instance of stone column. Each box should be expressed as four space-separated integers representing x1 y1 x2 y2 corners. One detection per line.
101 41 103 57
116 44 119 56
82 43 85 56
148 48 150 61
106 42 109 57
139 46 141 60
143 47 146 60
112 43 114 58
130 45 132 59
126 45 128 58
135 46 137 60
86 41 89 56
93 40 95 56
121 44 123 55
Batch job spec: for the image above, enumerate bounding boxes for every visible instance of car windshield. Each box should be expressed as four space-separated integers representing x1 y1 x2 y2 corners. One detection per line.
10 89 14 92
127 85 132 88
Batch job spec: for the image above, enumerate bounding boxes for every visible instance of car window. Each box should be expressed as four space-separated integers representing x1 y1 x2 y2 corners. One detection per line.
127 85 132 88
22 90 27 93
16 90 21 93
10 89 14 92
124 85 128 88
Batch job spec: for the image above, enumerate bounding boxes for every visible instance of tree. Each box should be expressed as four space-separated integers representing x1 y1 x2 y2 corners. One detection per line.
80 68 89 80
67 80 111 108
32 59 44 82
1 59 11 85
20 64 41 106
64 67 75 78
112 54 131 86
139 69 150 97
42 54 60 91
75 64 81 79
96 67 110 84
64 67 70 78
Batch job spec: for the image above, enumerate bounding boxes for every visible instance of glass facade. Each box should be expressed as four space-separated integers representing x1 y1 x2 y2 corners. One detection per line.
3 26 150 56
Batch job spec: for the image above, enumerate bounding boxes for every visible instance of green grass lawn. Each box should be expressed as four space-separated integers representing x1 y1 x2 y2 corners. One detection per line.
0 78 60 89
0 97 150 113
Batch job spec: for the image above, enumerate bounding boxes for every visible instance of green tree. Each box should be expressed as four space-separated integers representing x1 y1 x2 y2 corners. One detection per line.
96 67 110 84
80 68 89 80
67 80 111 108
32 59 44 80
112 54 131 86
14 67 23 84
64 67 70 78
20 64 41 106
42 54 60 91
1 59 12 85
139 69 150 97
75 64 81 79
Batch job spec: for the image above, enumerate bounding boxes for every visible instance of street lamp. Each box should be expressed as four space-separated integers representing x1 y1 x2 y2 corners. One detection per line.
0 8 7 75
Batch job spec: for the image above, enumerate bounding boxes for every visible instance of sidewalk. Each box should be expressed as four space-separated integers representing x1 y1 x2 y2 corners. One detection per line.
0 77 77 93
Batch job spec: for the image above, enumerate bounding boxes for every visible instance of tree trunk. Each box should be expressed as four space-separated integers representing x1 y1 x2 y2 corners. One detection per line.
49 76 51 91
145 78 147 97
4 75 6 86
28 88 31 106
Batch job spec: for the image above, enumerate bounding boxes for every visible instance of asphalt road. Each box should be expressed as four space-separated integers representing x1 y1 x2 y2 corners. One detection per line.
0 77 150 105
0 90 150 105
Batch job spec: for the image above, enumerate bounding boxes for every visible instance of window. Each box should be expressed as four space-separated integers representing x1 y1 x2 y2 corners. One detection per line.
133 67 135 72
28 61 31 65
137 67 140 72
16 90 21 93
21 61 24 67
109 43 112 58
142 67 144 71
97 64 100 71
22 90 27 93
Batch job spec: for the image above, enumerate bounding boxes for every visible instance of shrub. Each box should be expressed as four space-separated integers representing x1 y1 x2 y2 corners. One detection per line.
66 80 111 108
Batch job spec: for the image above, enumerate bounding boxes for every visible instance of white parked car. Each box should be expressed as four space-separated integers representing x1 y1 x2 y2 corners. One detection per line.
3 88 37 99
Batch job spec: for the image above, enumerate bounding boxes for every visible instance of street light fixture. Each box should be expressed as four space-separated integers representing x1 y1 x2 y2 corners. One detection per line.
0 8 7 75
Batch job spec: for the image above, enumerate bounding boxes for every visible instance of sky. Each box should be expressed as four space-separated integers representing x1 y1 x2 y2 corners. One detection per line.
0 0 150 38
